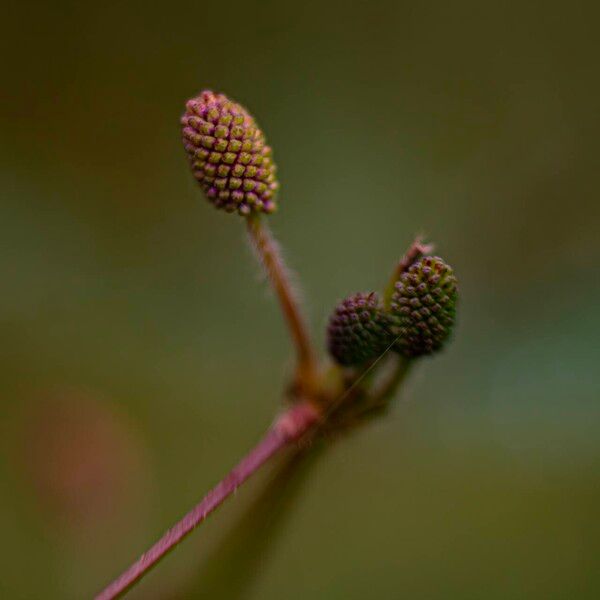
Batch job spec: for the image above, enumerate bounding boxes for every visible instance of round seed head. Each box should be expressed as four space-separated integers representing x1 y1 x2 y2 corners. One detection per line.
327 292 394 366
390 256 458 357
181 91 279 216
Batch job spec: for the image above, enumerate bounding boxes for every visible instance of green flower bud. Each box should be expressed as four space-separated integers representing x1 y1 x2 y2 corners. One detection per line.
181 91 278 216
390 256 458 357
327 292 394 366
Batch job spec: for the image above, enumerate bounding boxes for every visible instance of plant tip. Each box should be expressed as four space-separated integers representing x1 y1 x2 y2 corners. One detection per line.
390 256 458 357
181 90 279 216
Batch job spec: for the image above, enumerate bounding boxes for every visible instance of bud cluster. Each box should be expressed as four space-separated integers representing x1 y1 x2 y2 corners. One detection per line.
181 91 278 216
390 256 458 357
327 292 393 366
327 257 458 365
179 91 459 366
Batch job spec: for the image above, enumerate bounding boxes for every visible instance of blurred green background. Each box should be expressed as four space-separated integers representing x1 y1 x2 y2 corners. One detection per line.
2 1 599 598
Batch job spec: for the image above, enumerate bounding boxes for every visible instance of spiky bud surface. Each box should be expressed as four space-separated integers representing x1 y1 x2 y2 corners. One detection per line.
181 91 278 216
390 256 458 357
327 292 393 366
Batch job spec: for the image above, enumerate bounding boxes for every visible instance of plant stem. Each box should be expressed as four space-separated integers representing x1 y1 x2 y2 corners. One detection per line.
95 401 319 600
246 215 317 390
371 355 412 405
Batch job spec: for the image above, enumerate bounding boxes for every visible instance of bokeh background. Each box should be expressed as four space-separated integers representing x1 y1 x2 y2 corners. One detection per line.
2 1 599 598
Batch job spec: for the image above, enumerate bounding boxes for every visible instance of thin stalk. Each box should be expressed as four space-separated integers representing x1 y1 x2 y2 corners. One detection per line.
322 355 412 429
372 355 412 404
246 215 317 389
95 401 319 600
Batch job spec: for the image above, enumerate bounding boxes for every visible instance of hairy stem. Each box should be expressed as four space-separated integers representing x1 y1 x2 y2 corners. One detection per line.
95 401 319 600
246 215 317 389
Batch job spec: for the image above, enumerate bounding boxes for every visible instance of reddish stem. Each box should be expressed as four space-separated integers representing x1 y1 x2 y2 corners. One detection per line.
95 401 319 600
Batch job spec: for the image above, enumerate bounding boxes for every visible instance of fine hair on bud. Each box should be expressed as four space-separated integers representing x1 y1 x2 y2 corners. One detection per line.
181 91 279 216
390 256 458 357
327 292 394 366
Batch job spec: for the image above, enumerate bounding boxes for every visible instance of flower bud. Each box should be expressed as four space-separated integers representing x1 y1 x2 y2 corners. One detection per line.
181 91 278 216
390 256 458 357
327 292 393 366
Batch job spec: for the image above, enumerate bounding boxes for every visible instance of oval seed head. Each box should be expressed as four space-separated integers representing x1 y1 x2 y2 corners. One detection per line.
327 292 394 366
390 256 458 357
181 91 279 216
